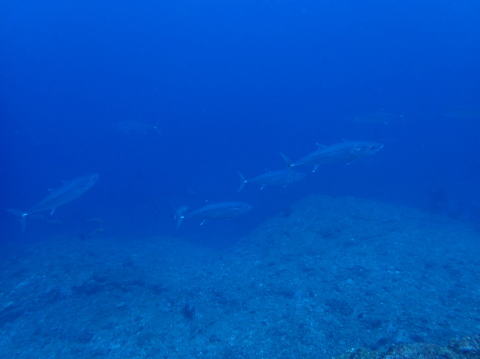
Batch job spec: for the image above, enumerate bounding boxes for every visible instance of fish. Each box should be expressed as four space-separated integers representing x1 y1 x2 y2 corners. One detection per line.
281 141 384 172
114 121 160 135
8 173 99 231
352 111 404 126
441 109 480 120
237 169 306 192
175 201 252 228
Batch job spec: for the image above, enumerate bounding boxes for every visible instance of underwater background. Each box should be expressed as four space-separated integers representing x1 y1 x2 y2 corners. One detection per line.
1 0 480 358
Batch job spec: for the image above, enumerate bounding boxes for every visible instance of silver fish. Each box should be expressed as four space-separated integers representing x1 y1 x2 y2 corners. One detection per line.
175 201 252 227
237 169 306 192
8 173 99 231
352 111 405 126
441 109 480 120
115 121 160 135
281 141 384 172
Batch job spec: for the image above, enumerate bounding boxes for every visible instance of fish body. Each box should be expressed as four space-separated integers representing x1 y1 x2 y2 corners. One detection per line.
115 121 160 135
175 201 252 227
442 110 480 120
29 174 99 215
352 111 404 126
238 169 306 191
9 174 99 231
283 141 383 171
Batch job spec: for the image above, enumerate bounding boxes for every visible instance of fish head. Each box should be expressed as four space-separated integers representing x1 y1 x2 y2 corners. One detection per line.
75 173 99 192
86 173 100 186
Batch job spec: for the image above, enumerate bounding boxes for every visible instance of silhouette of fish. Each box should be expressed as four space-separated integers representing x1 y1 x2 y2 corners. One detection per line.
175 201 252 227
237 169 306 192
115 121 160 135
281 141 384 172
8 173 99 231
352 111 404 126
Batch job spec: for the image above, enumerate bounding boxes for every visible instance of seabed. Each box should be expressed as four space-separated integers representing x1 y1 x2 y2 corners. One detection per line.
1 195 479 358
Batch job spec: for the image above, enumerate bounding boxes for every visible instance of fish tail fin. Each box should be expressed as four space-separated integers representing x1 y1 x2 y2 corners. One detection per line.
175 206 188 228
7 209 28 232
237 172 248 192
280 153 294 168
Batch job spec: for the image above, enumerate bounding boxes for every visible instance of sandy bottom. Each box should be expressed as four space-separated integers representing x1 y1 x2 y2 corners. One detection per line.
1 195 479 359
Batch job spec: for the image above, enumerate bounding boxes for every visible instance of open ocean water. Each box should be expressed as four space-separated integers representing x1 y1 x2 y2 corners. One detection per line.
1 0 480 358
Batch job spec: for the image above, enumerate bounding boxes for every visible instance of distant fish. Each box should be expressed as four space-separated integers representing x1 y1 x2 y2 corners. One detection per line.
8 173 99 231
281 141 384 172
175 201 252 228
114 121 160 135
352 111 404 126
237 169 306 192
441 109 480 120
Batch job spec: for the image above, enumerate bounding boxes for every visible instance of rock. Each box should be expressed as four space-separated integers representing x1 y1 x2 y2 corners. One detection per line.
383 343 459 359
0 303 24 327
325 298 354 317
449 335 480 357
336 335 480 359
335 348 380 359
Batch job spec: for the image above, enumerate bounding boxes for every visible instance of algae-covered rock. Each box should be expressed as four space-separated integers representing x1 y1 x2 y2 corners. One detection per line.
383 343 459 359
337 336 480 359
335 348 379 359
449 335 480 358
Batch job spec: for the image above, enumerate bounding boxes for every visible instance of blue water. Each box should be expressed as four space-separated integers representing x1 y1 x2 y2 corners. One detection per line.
1 0 480 357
